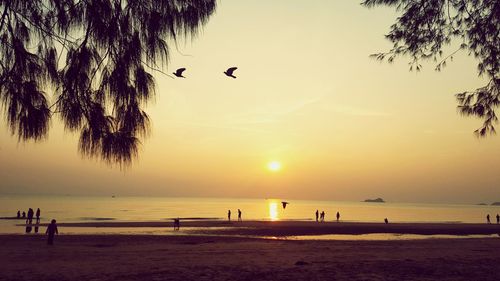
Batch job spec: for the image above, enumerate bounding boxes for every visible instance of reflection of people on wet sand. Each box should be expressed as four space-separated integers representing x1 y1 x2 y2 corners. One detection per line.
238 209 242 222
46 219 58 245
173 218 180 231
486 214 490 224
336 212 340 222
315 210 319 222
228 210 231 221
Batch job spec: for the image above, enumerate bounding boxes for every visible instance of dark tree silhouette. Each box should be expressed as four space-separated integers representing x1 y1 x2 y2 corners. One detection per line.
0 0 216 166
363 0 499 136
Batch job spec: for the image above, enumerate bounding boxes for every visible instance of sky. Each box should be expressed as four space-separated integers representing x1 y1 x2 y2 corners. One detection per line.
1 1 499 204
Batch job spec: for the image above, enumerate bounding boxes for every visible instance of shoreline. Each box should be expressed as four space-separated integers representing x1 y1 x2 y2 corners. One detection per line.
9 220 500 236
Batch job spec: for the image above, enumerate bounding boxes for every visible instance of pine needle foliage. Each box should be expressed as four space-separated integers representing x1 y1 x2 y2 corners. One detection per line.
363 0 499 136
0 0 216 166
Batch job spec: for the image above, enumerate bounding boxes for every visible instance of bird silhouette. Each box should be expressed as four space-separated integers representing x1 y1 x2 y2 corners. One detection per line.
173 68 186 78
281 201 289 209
224 67 238 78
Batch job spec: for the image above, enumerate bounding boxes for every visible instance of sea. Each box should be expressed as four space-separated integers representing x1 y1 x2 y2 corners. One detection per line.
0 195 498 236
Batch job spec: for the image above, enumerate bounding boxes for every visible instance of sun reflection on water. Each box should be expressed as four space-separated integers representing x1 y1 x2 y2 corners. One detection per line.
269 201 279 221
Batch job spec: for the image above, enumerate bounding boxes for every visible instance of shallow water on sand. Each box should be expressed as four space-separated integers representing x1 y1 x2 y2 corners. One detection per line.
1 195 499 234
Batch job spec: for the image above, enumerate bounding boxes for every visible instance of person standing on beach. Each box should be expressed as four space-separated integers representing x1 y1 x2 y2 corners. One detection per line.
238 209 242 222
22 211 26 219
315 210 319 222
16 211 20 219
46 219 58 245
336 212 340 222
320 211 325 222
36 208 41 224
384 218 389 224
228 210 231 221
497 214 499 224
27 208 34 224
486 214 491 224
173 218 180 230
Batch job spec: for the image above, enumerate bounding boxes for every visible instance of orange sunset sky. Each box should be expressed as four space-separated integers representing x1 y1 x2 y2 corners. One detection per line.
1 1 499 204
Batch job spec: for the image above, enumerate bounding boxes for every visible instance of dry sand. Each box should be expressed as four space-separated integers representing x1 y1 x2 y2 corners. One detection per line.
0 234 499 281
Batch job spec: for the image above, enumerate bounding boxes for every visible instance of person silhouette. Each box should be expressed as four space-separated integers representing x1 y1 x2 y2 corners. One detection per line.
46 219 58 245
315 210 319 222
336 211 340 222
238 209 242 222
36 208 41 224
22 211 26 219
320 211 325 222
496 214 499 224
228 210 231 221
17 211 20 219
384 218 389 224
486 214 491 224
173 218 180 230
26 208 34 224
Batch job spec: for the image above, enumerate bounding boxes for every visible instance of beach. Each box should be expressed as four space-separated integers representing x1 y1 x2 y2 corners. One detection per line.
1 234 499 281
12 220 500 236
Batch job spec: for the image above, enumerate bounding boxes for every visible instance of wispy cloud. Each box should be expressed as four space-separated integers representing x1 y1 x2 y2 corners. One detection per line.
322 104 393 117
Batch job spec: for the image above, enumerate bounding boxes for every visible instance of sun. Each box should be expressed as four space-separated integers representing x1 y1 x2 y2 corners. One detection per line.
267 161 282 172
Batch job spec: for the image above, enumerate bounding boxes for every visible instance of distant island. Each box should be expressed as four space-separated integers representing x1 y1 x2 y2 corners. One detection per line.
364 198 385 203
492 202 500 206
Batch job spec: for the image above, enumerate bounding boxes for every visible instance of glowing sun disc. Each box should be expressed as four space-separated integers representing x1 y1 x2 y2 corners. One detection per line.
267 161 282 172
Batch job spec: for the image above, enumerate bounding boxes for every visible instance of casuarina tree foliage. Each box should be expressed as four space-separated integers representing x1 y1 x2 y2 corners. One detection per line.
0 0 216 166
363 0 499 136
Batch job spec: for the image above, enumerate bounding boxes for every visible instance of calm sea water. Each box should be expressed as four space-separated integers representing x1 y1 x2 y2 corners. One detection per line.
0 195 498 234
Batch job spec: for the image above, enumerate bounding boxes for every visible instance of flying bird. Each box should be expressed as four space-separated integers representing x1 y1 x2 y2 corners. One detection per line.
224 67 238 78
281 201 289 209
173 68 186 78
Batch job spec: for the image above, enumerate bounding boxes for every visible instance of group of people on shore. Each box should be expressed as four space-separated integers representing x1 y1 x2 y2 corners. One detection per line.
16 208 41 225
227 209 243 222
15 208 58 245
486 214 500 224
315 210 341 222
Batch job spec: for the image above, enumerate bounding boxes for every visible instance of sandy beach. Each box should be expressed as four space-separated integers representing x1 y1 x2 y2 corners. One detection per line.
0 234 499 281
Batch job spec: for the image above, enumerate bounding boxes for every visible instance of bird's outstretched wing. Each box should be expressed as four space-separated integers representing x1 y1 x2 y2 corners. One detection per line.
226 67 238 75
176 68 186 75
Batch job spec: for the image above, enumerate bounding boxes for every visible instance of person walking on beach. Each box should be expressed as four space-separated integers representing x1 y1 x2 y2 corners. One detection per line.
26 208 34 224
315 210 319 222
238 209 242 222
228 210 231 221
336 211 340 222
497 214 499 224
36 208 41 224
486 214 491 224
16 211 20 219
173 218 180 230
46 219 58 245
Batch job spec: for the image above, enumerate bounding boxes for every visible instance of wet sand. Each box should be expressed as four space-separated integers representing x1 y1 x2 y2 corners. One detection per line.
0 234 499 281
17 220 500 236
